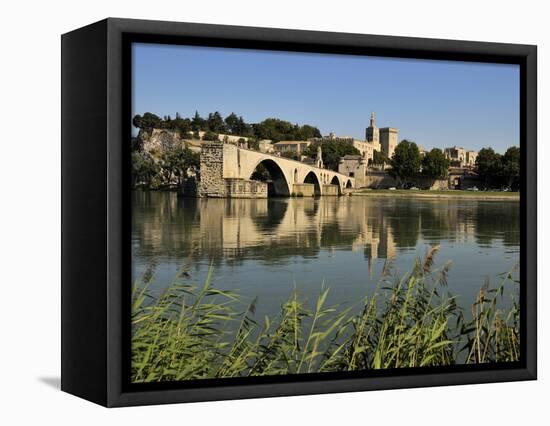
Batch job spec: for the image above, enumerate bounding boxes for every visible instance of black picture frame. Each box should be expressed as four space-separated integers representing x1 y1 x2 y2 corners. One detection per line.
61 17 537 407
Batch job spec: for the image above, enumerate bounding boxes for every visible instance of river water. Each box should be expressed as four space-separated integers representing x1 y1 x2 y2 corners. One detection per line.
131 191 520 318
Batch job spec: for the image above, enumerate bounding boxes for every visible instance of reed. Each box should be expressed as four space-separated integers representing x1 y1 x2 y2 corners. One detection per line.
131 247 519 383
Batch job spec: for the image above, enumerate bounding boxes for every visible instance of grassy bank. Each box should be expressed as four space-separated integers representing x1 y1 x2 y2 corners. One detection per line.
131 247 519 383
353 189 519 201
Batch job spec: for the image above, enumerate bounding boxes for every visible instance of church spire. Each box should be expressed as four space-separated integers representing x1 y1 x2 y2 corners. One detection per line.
366 111 379 143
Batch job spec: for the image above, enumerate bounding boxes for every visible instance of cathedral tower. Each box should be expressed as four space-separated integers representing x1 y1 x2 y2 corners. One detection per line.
365 112 379 144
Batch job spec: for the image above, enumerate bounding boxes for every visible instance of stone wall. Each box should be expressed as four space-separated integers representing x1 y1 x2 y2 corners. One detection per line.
362 171 448 190
193 131 250 144
225 178 268 198
364 171 398 189
338 156 368 187
199 142 227 197
416 177 449 190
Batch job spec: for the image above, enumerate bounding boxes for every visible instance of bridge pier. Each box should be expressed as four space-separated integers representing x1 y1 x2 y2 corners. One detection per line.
292 183 315 197
322 184 340 196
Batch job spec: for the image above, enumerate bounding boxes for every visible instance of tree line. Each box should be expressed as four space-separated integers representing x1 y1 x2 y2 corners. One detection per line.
388 140 520 190
475 146 520 189
132 111 322 143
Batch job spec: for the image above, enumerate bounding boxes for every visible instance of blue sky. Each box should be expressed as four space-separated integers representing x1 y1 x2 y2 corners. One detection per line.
132 43 519 153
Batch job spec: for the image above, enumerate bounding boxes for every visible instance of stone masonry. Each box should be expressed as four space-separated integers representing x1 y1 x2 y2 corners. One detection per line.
199 142 227 197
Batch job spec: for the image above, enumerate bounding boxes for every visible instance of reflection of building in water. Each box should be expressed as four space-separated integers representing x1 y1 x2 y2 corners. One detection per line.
200 198 270 255
351 213 396 261
192 197 402 262
132 192 520 266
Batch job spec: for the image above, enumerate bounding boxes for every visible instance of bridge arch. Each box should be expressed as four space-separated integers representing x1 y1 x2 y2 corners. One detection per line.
249 158 291 196
330 175 343 195
346 179 353 189
303 171 321 196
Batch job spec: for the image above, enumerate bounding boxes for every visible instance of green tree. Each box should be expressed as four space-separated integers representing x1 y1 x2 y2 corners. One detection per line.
133 112 163 130
131 151 159 187
422 148 450 179
191 111 206 131
303 140 360 171
501 146 520 190
475 147 502 188
224 113 240 134
206 111 226 133
371 150 388 165
238 116 253 136
389 140 421 187
247 137 259 151
171 114 192 136
295 124 322 140
253 118 295 142
159 145 200 188
202 130 219 141
253 118 321 142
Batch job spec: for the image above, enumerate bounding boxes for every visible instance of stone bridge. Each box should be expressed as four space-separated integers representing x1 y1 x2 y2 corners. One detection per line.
199 142 355 198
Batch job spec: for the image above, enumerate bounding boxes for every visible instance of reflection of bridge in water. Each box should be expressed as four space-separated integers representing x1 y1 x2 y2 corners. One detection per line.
199 197 396 262
132 192 520 268
199 142 354 198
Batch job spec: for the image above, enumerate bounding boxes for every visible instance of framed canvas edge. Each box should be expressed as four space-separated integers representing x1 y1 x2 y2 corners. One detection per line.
96 18 536 407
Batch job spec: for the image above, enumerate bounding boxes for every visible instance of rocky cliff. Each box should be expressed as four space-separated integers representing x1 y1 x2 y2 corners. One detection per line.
137 128 184 155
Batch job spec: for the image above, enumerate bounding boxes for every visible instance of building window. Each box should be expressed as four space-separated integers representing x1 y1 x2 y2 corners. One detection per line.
349 172 355 177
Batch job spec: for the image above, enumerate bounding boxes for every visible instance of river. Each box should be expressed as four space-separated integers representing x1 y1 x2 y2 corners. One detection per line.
131 191 520 319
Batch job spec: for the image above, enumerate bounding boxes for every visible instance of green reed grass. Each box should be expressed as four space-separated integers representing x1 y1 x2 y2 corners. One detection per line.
131 246 519 383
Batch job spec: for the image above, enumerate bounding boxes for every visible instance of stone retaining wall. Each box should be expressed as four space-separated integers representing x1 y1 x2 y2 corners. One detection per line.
363 171 448 190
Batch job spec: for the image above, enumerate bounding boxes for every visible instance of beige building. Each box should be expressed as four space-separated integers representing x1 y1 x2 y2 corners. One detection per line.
444 146 466 166
466 150 478 167
444 146 477 168
272 140 311 156
338 155 368 188
380 128 398 159
365 112 398 159
350 139 379 161
312 132 380 164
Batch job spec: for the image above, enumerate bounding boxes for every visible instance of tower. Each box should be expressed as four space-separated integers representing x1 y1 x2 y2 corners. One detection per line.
365 112 379 144
379 127 399 159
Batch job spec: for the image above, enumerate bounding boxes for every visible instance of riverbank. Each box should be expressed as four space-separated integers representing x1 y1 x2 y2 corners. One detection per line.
352 189 519 201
